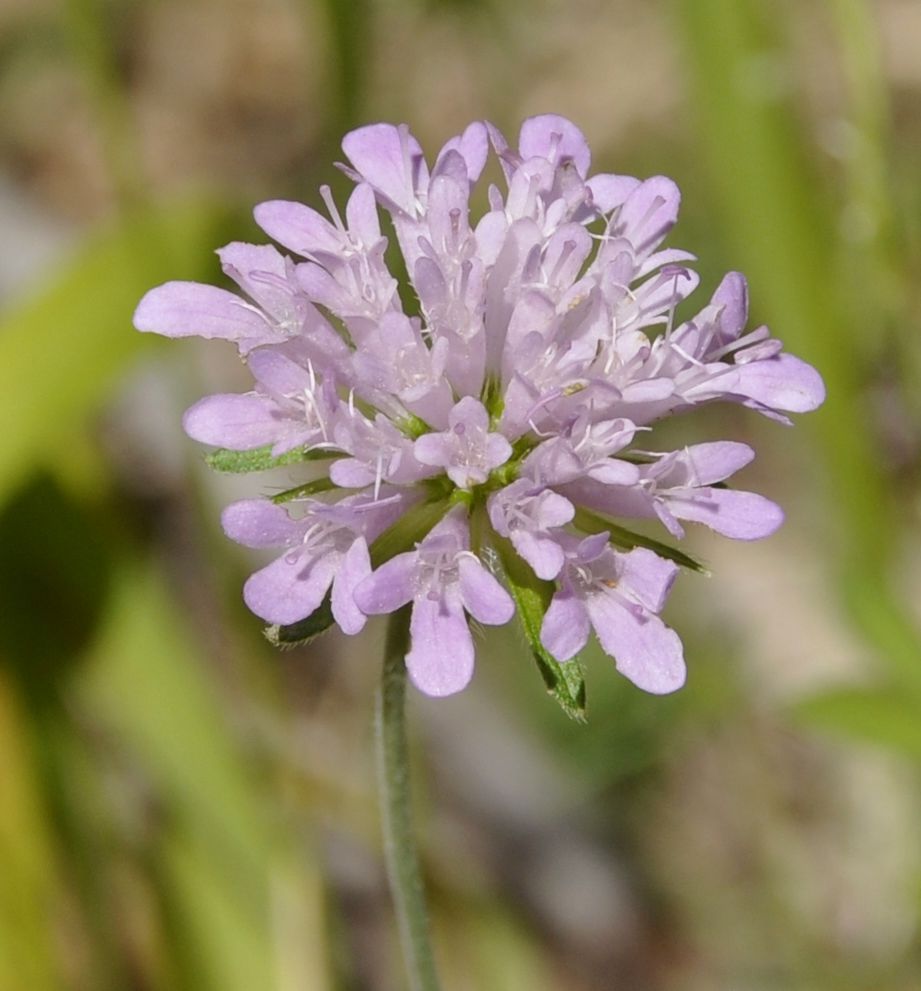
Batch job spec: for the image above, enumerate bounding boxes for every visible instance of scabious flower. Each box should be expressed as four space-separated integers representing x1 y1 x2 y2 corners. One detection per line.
134 114 824 703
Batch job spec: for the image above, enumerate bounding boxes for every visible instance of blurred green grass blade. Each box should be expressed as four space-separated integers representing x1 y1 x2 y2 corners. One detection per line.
0 198 234 506
826 0 918 411
827 0 897 276
157 826 275 991
674 0 884 558
442 901 553 991
157 839 333 991
793 685 921 761
0 673 63 991
35 714 130 991
80 561 280 991
316 0 370 132
674 0 921 688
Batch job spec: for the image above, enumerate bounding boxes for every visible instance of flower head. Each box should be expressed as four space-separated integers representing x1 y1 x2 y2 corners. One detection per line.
135 114 824 705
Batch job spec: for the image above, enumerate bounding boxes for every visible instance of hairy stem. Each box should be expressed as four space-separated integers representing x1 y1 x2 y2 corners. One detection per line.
375 609 441 991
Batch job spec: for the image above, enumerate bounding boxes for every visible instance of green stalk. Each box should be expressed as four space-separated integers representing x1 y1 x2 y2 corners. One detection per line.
375 609 442 991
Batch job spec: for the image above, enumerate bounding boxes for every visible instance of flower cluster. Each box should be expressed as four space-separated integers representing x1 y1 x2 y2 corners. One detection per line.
135 115 823 701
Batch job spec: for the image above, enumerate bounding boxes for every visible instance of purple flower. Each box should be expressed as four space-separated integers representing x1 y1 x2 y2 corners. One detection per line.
354 510 514 696
222 492 403 630
487 479 574 580
136 114 824 702
183 347 339 455
541 536 685 695
414 397 512 489
562 441 784 541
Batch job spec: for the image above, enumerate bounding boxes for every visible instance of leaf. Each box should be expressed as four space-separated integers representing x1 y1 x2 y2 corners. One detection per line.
368 498 449 569
491 535 586 722
81 563 282 991
0 197 237 506
572 508 709 574
0 673 60 991
793 685 921 761
395 414 432 440
264 593 335 649
205 445 339 474
270 478 337 505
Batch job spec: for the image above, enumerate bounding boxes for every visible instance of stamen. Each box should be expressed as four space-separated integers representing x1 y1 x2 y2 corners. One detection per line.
628 194 667 253
669 341 705 368
320 185 346 232
663 270 681 339
374 451 384 501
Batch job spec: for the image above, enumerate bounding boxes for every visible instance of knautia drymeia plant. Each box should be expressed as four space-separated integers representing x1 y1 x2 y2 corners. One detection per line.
135 114 823 989
135 114 823 709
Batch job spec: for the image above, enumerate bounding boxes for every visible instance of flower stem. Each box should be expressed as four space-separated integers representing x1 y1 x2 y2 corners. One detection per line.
375 608 442 991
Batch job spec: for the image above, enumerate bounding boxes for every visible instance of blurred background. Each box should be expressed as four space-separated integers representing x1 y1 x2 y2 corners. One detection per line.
1 0 921 988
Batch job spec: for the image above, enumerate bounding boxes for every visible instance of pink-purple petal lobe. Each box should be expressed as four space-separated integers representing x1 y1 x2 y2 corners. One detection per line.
519 115 591 176
734 354 826 413
243 550 338 626
182 394 284 449
331 538 372 634
436 121 489 182
670 488 784 540
412 433 453 469
133 282 268 343
683 441 754 485
541 589 590 662
485 433 514 469
585 593 686 694
252 200 341 257
587 174 641 212
341 123 427 215
329 458 377 489
618 548 678 614
221 499 300 548
247 348 312 396
457 557 514 625
587 460 642 485
451 394 489 431
617 176 681 255
406 591 475 697
539 491 577 528
512 530 566 581
344 182 382 244
711 271 749 340
353 553 417 614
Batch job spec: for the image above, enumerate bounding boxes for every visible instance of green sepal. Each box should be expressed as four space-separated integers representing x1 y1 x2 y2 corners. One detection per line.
572 507 709 575
396 413 433 440
482 376 504 425
491 534 587 722
369 498 450 568
270 478 338 504
264 593 335 649
205 444 339 474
